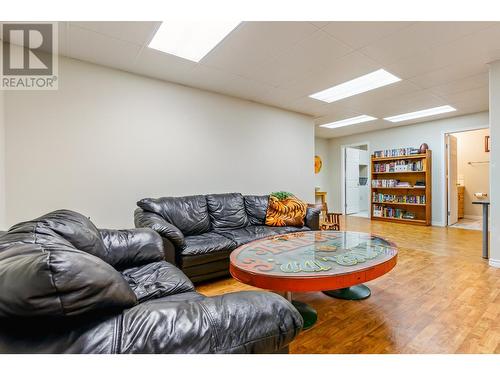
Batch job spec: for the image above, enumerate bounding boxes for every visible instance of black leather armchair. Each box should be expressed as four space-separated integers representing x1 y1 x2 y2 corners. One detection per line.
135 193 320 283
0 210 303 353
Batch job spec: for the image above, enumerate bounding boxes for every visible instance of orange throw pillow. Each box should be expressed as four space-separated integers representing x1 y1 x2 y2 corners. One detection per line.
265 192 307 227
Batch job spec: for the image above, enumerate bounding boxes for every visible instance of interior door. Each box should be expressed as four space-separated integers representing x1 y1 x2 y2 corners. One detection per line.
447 134 458 225
345 147 360 214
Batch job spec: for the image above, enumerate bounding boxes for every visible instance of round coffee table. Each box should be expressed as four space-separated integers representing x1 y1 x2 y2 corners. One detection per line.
229 231 398 329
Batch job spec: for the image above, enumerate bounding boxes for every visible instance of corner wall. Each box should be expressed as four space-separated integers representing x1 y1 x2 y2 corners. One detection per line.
324 112 489 226
489 60 500 268
0 90 5 230
3 57 315 228
314 137 330 201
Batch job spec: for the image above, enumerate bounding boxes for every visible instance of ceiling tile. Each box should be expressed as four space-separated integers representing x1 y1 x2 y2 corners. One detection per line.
353 89 447 118
66 25 142 71
309 22 329 29
314 106 366 125
244 29 354 87
360 22 495 65
71 21 160 46
201 21 318 77
426 24 500 66
322 21 413 49
328 80 422 114
177 65 275 102
281 97 332 117
428 72 489 97
255 88 304 108
278 51 380 95
132 47 197 83
408 59 488 89
444 87 489 110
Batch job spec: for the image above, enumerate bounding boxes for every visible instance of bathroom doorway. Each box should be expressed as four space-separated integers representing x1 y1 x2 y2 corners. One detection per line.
445 128 489 230
341 143 370 218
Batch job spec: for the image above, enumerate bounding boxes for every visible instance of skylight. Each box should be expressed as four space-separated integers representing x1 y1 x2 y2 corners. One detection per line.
319 115 377 129
384 105 457 122
309 69 401 103
148 21 241 62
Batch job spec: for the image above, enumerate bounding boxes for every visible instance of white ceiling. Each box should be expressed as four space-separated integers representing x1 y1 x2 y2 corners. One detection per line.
53 22 500 137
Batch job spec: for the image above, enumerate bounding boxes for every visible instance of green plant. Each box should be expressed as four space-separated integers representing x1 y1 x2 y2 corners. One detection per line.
270 191 294 200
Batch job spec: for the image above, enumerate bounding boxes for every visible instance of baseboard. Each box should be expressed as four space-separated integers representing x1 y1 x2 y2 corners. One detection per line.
432 220 445 227
489 258 500 268
464 215 482 220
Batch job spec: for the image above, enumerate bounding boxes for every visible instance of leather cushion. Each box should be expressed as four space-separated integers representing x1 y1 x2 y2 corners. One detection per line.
100 229 165 270
206 193 250 230
137 195 210 236
154 291 205 303
0 238 137 318
9 209 109 262
122 261 195 303
244 195 269 225
134 209 186 248
181 232 236 258
217 225 277 247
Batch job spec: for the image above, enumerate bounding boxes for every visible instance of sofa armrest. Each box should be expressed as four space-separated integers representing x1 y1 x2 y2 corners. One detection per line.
304 206 321 230
119 291 303 353
99 228 165 270
134 209 185 248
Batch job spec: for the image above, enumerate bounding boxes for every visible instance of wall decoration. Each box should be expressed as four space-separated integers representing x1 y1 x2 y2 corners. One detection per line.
419 143 429 153
485 135 490 152
314 155 322 174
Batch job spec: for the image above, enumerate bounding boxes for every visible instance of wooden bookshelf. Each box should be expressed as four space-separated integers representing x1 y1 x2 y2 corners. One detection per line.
371 150 432 226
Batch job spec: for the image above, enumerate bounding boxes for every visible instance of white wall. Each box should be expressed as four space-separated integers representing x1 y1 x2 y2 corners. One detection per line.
3 57 315 228
0 90 5 230
489 60 500 268
324 112 489 226
314 137 330 200
454 128 490 217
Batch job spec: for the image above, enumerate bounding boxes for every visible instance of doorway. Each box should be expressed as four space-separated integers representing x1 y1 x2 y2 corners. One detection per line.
445 128 490 230
341 143 370 218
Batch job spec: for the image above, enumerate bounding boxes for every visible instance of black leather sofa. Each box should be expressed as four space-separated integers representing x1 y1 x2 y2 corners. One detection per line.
135 193 320 282
0 210 303 353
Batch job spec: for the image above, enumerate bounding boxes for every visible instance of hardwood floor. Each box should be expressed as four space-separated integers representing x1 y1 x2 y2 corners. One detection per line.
197 216 500 354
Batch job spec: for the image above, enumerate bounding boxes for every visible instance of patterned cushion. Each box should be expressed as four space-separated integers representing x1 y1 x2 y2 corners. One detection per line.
265 194 307 227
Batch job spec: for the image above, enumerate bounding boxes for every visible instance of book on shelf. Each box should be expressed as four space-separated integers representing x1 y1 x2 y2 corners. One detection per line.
372 204 417 219
372 192 426 204
373 160 424 172
396 181 411 187
372 147 421 158
372 179 398 188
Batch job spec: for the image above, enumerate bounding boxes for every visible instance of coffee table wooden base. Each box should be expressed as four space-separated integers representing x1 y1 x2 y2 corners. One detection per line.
323 284 371 300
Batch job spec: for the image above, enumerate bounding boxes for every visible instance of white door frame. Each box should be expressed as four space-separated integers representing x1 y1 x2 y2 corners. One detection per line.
441 125 489 227
340 141 371 216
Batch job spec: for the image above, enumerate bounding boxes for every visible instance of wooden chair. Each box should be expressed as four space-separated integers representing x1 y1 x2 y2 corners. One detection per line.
308 203 341 231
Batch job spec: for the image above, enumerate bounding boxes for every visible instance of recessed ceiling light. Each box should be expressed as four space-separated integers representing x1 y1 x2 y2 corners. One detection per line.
319 115 377 129
148 21 241 62
309 69 401 103
384 105 456 122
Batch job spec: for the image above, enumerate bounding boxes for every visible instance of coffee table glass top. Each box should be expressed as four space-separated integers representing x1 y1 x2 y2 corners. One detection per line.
230 231 397 277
